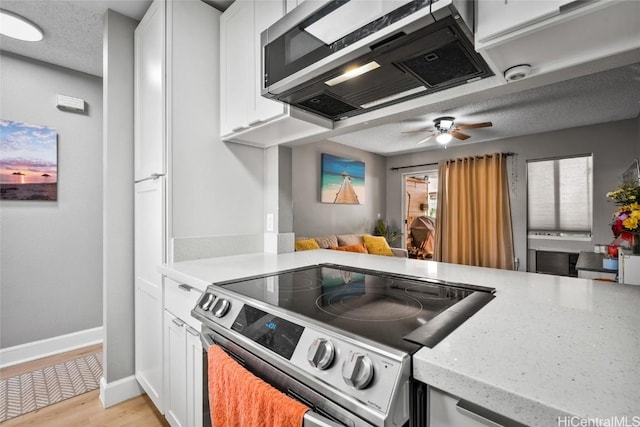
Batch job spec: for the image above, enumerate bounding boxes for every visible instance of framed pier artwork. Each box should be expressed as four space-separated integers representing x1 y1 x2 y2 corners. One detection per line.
321 153 365 204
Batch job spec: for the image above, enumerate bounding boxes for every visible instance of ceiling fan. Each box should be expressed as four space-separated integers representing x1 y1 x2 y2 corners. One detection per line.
403 116 493 145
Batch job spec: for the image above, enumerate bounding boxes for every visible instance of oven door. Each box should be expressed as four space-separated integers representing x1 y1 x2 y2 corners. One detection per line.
201 328 366 427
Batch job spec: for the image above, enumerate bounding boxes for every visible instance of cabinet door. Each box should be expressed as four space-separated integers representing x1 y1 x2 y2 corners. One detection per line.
186 326 203 427
134 0 165 182
165 310 187 427
252 0 285 123
220 0 253 135
476 0 570 43
134 178 165 412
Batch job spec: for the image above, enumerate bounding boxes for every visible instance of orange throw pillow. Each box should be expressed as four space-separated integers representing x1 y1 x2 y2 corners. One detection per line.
330 243 368 254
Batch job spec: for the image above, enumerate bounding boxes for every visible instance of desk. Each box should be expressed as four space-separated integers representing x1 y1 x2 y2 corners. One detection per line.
575 251 618 280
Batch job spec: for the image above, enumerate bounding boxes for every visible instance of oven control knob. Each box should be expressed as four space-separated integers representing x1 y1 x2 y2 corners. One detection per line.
211 298 230 318
306 338 335 370
341 352 374 390
200 293 216 311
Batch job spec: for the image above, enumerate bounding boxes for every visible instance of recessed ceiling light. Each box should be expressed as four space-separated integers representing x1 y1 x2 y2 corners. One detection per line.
0 9 44 42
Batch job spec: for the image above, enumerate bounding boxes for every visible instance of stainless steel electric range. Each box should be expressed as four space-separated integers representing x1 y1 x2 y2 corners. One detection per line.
192 264 495 427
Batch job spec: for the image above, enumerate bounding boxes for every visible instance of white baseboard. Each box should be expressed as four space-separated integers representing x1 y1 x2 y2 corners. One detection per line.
0 326 104 369
99 375 145 408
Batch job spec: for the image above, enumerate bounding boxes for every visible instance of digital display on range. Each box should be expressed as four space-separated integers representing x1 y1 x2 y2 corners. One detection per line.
231 305 304 360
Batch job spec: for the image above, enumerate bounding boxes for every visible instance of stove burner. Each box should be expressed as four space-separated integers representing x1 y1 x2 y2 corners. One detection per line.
316 288 424 321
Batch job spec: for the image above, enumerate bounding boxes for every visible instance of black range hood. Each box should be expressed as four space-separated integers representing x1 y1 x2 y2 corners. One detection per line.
261 0 494 121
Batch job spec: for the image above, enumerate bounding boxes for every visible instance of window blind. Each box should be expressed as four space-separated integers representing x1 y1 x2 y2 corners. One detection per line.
527 155 593 234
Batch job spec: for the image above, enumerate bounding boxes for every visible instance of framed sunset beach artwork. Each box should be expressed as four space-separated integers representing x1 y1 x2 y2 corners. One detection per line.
321 153 365 204
0 119 58 201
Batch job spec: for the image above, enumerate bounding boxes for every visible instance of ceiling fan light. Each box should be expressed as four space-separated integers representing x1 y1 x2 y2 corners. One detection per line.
436 133 453 144
0 9 43 42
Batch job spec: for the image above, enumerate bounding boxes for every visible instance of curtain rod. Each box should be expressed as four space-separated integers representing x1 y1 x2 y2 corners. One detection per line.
390 152 515 171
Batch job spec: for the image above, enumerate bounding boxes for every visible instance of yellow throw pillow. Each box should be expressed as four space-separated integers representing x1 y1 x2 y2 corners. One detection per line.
362 235 394 256
295 238 320 251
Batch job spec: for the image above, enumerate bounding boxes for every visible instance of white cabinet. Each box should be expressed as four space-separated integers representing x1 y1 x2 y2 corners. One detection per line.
134 0 219 417
164 277 204 427
476 0 574 44
429 387 524 427
220 0 331 146
220 0 283 136
134 178 164 411
476 1 640 82
220 0 254 136
164 310 187 427
185 326 203 427
134 0 166 412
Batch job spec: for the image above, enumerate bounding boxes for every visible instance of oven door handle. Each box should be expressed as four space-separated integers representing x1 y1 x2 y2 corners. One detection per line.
303 411 344 427
201 332 215 349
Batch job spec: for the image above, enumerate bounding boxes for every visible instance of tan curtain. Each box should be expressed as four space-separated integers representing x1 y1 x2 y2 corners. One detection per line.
434 153 515 270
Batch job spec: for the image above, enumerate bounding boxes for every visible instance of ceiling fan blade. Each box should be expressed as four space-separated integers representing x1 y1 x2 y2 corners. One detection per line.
450 130 470 140
416 134 435 144
455 121 493 130
402 129 434 135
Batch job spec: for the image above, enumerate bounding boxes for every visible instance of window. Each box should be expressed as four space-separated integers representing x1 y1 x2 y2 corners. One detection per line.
527 154 593 237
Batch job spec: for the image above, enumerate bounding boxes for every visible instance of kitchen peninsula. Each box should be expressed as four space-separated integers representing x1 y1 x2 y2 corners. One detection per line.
160 249 640 426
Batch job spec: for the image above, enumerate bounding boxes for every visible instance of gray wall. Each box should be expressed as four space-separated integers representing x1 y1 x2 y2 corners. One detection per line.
292 140 387 238
102 10 136 383
0 53 103 348
386 119 638 271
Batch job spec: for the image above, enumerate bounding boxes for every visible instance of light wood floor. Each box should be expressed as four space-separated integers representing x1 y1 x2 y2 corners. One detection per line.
1 345 169 427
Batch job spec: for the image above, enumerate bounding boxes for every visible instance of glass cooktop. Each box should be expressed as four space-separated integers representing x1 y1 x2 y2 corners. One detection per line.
217 264 495 353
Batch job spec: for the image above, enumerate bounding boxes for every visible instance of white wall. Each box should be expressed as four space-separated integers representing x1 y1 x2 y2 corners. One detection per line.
386 119 638 271
292 140 387 238
0 53 103 348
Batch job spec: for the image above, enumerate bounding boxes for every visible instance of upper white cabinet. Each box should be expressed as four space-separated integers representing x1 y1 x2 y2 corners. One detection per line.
220 0 254 135
220 0 283 135
476 0 640 82
476 0 574 44
134 1 164 183
220 0 331 146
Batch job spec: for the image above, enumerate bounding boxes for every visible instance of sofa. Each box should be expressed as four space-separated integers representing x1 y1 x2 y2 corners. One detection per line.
295 233 408 258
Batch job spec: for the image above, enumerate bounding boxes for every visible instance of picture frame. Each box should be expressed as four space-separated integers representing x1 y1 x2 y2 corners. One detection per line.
0 119 58 201
320 153 365 204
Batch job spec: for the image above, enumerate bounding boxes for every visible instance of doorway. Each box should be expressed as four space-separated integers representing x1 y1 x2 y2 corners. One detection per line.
403 171 438 259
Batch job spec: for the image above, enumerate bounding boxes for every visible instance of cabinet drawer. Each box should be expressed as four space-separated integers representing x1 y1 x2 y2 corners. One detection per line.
429 387 526 427
164 277 204 330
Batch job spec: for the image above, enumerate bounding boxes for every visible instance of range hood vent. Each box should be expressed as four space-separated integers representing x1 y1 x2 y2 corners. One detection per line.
262 0 493 121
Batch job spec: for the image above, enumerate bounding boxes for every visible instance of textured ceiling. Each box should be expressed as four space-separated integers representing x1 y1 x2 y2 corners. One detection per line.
329 62 640 155
0 0 233 77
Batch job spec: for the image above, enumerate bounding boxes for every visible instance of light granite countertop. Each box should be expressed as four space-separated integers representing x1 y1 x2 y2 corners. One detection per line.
160 250 640 426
